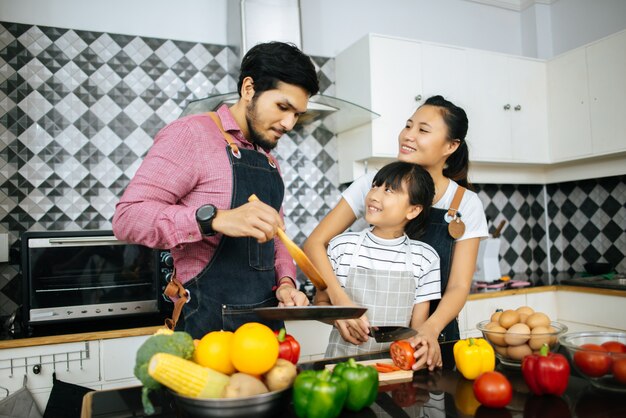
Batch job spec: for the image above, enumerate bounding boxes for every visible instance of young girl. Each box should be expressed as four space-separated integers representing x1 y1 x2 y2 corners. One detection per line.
324 161 441 357
306 96 488 369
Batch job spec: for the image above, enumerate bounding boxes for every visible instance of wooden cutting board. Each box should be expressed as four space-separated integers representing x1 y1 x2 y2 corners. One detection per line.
325 358 413 385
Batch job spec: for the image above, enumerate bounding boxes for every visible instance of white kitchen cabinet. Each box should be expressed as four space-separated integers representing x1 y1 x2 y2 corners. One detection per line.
586 30 626 155
100 335 149 386
335 34 423 183
466 51 549 163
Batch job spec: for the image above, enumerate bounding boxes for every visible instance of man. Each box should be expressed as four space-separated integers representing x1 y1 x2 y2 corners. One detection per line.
112 42 318 339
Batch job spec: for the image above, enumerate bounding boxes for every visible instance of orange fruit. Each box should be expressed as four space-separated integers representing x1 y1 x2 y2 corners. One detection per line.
193 330 236 375
230 322 279 375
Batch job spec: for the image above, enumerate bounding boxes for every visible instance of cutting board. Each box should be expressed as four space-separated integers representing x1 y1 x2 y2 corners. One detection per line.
325 358 413 385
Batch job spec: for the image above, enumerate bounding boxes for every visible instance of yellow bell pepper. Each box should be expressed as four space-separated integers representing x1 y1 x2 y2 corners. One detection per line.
453 337 495 380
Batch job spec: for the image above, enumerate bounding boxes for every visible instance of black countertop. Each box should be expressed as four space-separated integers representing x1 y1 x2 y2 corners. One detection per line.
83 350 626 418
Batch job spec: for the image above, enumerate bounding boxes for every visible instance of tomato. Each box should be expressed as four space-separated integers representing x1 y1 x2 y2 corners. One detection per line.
390 340 416 370
612 358 626 384
574 344 612 377
230 322 279 375
472 371 512 408
601 340 626 354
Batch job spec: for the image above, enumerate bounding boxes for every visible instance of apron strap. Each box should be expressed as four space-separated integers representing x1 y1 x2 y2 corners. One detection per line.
447 186 466 218
163 269 190 330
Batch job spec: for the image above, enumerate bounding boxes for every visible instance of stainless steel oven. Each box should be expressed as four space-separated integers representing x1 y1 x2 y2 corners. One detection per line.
21 230 166 327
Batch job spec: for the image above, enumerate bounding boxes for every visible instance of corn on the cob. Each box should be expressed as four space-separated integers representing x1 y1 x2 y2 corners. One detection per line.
148 352 230 398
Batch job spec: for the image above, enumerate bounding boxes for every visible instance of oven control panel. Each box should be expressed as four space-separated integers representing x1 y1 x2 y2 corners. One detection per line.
29 300 159 323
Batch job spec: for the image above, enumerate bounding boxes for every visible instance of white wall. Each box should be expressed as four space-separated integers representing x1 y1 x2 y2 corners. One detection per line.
300 0 523 57
0 0 228 44
549 0 626 56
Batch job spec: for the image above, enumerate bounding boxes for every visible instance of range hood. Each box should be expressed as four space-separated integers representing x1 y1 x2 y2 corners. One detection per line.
180 0 379 133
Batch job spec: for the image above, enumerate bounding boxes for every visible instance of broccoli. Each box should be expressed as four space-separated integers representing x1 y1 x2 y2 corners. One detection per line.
134 330 195 415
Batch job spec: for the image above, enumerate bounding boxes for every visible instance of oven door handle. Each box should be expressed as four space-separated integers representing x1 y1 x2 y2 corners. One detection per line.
48 236 123 245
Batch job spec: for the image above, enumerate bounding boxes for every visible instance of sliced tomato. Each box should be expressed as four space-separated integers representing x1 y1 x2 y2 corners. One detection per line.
390 340 416 371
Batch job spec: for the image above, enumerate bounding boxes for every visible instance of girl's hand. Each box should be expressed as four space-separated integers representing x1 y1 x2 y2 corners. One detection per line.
410 329 443 370
276 286 310 307
334 314 370 345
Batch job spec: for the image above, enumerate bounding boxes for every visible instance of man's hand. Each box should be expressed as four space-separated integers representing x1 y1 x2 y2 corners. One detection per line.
211 200 284 242
333 314 371 345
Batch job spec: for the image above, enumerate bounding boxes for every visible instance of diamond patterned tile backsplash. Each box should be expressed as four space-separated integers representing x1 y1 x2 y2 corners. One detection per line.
1 21 625 315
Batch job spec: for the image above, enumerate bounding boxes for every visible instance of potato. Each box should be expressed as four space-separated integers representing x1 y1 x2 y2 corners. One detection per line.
263 358 297 391
499 310 520 329
526 312 551 329
505 323 531 346
507 344 532 360
529 326 551 350
223 373 269 398
485 322 507 346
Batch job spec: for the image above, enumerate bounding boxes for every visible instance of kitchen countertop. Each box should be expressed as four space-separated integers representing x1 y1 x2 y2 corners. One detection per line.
81 349 626 418
2 283 625 349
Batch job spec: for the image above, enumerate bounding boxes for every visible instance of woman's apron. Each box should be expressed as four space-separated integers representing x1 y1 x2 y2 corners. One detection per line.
175 113 285 339
325 230 416 358
419 206 459 369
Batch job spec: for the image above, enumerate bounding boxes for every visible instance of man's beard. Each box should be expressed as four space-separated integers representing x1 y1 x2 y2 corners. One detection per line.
245 98 281 150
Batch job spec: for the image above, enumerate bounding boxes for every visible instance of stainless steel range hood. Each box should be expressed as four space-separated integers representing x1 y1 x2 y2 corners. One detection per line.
180 0 378 133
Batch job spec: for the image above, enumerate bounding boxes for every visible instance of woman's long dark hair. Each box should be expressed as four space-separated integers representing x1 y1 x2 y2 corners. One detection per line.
422 95 471 189
372 161 435 239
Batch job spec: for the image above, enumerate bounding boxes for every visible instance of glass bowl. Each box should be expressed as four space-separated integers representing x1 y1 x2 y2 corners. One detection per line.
559 331 626 393
169 386 291 418
476 320 568 368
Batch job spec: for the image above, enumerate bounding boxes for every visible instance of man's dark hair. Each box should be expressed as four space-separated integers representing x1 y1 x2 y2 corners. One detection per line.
237 42 319 97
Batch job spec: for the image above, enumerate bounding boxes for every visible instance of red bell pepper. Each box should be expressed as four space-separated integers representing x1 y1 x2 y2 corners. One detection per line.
521 344 570 396
274 328 300 364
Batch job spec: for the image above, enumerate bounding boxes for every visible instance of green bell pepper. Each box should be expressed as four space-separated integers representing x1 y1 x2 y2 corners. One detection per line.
293 369 348 418
332 358 379 411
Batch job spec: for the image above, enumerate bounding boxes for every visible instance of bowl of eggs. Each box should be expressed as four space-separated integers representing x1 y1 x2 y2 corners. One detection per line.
477 306 568 368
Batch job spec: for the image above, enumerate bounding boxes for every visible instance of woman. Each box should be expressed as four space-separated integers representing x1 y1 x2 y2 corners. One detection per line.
304 95 488 370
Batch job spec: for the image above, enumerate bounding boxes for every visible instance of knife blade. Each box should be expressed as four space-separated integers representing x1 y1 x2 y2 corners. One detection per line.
369 326 417 343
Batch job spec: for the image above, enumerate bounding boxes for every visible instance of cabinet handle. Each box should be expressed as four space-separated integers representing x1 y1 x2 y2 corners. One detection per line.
514 105 521 111
503 104 511 110
414 94 422 102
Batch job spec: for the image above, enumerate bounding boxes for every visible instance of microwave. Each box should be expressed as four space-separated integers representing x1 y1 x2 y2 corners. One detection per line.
20 230 174 329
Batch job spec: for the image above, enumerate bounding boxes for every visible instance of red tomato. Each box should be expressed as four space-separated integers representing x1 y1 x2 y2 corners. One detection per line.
390 340 416 371
472 371 513 408
601 340 626 354
574 344 612 377
613 358 626 384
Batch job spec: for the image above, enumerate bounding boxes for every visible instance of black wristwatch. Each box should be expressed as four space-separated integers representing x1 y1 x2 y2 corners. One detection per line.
196 204 218 236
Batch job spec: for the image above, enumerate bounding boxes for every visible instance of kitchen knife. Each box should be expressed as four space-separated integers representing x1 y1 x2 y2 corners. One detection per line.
369 326 417 343
248 194 328 290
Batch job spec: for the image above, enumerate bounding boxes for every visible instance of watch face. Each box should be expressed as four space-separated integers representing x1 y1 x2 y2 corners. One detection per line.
198 204 216 221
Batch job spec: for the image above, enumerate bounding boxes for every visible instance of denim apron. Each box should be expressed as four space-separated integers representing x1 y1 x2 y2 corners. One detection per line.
419 207 458 369
177 116 284 339
325 229 415 358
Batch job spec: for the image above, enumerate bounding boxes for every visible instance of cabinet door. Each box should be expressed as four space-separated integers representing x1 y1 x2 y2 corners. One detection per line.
509 57 549 163
547 48 592 161
466 51 513 162
586 30 626 155
421 44 470 110
101 335 149 382
370 36 422 157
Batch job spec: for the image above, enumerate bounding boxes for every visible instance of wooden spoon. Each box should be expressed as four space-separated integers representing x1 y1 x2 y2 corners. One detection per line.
248 194 327 290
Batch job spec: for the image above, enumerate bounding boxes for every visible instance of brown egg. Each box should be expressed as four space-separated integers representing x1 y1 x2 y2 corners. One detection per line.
505 323 531 346
547 325 558 345
491 310 503 323
526 312 551 329
485 322 507 346
494 344 509 356
498 309 520 329
519 313 529 324
529 326 551 350
516 306 535 316
507 343 532 360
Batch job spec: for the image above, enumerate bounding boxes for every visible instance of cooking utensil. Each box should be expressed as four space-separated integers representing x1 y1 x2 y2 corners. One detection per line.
369 326 417 343
248 194 327 290
492 219 506 238
251 306 367 321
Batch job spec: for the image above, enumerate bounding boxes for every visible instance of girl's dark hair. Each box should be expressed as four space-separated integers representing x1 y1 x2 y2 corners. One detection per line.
372 161 435 239
422 95 471 189
237 42 320 97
